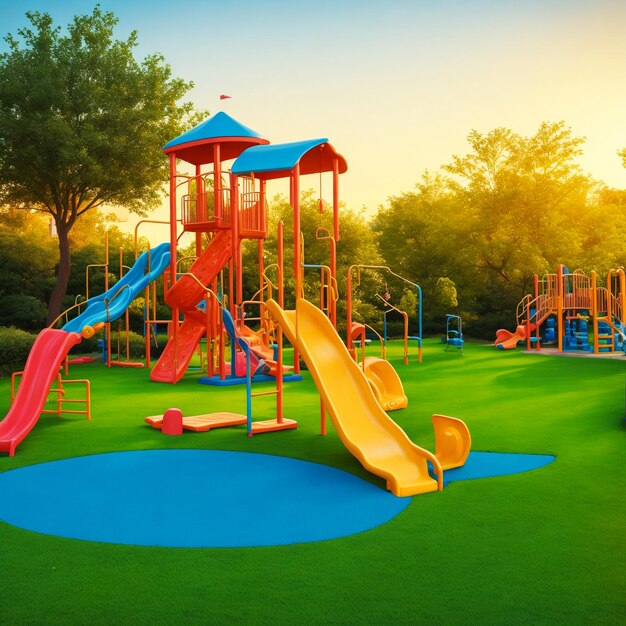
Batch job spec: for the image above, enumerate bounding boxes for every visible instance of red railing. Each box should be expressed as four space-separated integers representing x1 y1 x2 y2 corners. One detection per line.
181 188 231 231
239 190 266 238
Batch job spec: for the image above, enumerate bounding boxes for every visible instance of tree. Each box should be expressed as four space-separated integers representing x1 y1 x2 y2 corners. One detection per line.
0 206 56 329
372 172 468 332
0 7 202 324
372 122 607 337
441 121 593 334
619 148 626 168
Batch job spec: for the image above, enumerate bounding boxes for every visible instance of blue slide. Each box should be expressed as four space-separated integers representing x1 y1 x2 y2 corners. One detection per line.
63 243 171 334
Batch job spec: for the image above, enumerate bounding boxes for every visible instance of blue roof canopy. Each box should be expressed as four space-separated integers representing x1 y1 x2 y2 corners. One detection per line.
163 112 268 165
232 138 348 180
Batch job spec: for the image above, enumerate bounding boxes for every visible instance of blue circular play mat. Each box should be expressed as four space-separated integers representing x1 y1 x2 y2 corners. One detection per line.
0 450 410 548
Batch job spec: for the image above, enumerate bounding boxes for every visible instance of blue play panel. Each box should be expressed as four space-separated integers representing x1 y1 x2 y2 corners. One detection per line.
0 450 554 548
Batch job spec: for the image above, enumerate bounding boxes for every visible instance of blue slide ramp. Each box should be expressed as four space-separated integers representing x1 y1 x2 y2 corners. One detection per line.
63 243 170 334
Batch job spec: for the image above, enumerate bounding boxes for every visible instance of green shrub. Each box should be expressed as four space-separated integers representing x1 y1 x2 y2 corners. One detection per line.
465 311 513 340
107 330 149 359
0 326 37 377
72 333 101 354
0 295 47 331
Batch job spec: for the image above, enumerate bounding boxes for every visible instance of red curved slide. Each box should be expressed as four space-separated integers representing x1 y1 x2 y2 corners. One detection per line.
151 230 232 383
0 329 82 456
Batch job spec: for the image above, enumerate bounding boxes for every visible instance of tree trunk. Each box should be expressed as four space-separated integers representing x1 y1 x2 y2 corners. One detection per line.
46 220 72 326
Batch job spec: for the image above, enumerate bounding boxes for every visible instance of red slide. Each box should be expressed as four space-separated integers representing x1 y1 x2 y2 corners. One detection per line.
149 317 207 383
150 230 233 383
0 329 82 456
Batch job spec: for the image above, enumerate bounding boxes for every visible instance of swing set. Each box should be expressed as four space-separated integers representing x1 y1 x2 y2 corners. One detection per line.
346 265 423 364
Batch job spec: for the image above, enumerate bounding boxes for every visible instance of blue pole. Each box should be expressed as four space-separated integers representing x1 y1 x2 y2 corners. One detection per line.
383 310 388 345
417 284 422 352
245 343 252 436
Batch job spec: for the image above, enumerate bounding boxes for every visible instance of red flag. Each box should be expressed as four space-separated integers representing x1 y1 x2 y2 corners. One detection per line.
219 94 231 100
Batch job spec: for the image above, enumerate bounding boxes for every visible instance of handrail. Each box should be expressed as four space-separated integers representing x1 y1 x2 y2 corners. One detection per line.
362 323 386 360
349 264 421 291
261 264 280 292
133 220 170 259
376 293 409 365
175 272 219 303
518 293 555 328
238 299 266 321
48 299 88 330
176 255 199 271
328 274 339 302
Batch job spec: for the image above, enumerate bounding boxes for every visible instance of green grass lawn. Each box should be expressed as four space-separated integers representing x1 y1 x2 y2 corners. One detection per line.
0 338 624 625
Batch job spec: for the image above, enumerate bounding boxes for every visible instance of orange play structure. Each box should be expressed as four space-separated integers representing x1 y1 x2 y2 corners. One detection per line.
496 264 626 353
2 110 471 498
142 111 470 495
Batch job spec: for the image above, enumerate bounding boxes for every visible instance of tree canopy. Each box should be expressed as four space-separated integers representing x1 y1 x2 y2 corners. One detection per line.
373 121 626 336
0 7 202 323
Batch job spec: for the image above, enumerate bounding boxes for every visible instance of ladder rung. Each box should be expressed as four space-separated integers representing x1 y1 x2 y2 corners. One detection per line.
251 390 279 398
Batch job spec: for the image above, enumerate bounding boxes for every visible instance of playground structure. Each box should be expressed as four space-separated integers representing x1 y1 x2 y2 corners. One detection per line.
346 265 423 364
442 315 464 352
0 110 471 498
496 265 626 354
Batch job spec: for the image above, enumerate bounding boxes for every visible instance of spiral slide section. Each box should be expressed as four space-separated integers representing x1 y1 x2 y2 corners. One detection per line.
265 298 443 497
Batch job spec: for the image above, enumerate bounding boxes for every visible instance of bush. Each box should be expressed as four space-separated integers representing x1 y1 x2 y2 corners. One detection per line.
465 311 513 340
72 333 101 354
0 295 47 331
0 326 37 377
107 330 150 359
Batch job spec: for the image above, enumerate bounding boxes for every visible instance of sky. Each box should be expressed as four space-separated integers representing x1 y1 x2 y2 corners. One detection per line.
1 0 625 242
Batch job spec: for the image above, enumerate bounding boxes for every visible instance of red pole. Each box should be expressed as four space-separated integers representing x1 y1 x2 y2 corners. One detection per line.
329 235 337 328
291 165 301 374
278 221 284 308
169 153 178 383
292 164 301 301
258 239 264 300
277 221 284 422
260 179 267 236
231 172 242 310
557 264 564 352
346 266 354 350
333 157 340 242
195 165 203 258
214 143 222 221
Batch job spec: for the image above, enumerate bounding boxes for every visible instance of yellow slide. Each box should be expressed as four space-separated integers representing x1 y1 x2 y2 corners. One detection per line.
266 298 445 497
